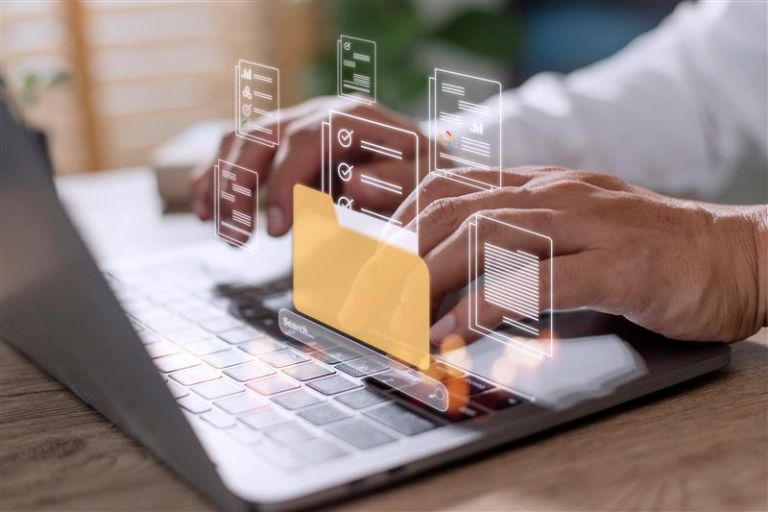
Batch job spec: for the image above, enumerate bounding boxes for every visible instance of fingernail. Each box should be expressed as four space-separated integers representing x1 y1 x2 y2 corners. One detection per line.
194 200 209 220
267 206 285 235
430 313 456 344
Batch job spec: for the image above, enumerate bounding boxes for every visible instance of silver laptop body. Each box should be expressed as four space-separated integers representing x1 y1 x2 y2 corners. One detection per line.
0 101 730 510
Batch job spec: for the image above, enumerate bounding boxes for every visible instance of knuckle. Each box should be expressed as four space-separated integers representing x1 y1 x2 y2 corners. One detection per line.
593 173 627 190
423 197 461 226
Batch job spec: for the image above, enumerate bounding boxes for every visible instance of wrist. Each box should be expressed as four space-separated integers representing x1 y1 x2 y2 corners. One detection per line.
709 204 767 340
750 206 768 329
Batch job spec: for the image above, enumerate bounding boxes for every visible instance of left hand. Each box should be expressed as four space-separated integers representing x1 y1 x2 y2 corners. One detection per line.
392 167 767 344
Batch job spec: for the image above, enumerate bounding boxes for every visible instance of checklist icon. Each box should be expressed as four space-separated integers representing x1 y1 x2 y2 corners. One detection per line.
320 110 420 232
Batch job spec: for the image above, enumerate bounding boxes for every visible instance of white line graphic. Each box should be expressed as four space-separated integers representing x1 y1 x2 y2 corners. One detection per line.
360 173 403 195
360 139 402 160
360 207 403 225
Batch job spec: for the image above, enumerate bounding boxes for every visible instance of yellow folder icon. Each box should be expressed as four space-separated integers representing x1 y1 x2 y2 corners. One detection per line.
292 185 431 369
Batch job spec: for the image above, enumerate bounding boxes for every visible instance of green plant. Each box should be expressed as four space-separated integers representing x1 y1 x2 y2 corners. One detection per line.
306 0 519 112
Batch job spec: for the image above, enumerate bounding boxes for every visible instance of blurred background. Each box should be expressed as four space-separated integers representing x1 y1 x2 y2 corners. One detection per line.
1 0 679 175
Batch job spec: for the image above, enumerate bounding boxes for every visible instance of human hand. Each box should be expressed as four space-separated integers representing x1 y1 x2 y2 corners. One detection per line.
393 167 768 344
191 96 427 242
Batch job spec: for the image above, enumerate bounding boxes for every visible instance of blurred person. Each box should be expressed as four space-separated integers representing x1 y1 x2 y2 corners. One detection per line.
192 0 767 344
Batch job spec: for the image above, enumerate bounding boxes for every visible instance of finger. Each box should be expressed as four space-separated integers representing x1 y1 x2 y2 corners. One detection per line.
265 112 329 236
430 251 608 344
424 209 583 304
393 168 537 227
342 155 429 213
411 187 564 256
191 131 237 220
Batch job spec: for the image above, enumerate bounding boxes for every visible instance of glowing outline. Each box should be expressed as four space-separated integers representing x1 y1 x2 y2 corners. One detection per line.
467 213 554 358
235 59 280 147
428 68 503 190
337 34 377 105
214 158 258 251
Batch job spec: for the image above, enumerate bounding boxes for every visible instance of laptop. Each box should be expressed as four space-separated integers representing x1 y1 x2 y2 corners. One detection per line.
0 100 730 510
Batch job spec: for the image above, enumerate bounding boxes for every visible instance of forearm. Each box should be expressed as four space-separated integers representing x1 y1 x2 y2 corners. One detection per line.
488 1 766 199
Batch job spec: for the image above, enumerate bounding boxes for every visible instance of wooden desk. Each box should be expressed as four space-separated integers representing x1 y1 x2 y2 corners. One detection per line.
2 170 766 511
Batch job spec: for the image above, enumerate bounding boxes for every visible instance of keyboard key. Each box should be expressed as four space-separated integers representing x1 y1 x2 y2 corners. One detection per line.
185 338 230 356
181 307 227 323
224 362 274 382
446 375 495 396
444 403 489 422
145 316 191 333
166 380 189 399
471 389 521 410
191 379 244 400
292 439 348 463
145 287 188 304
365 370 420 391
170 365 221 386
166 297 210 313
335 389 390 410
264 422 315 445
214 392 266 414
227 423 263 444
336 357 388 378
307 375 361 396
246 375 299 396
254 438 305 469
138 331 164 345
259 349 310 368
177 395 211 414
240 407 288 430
271 389 323 411
155 353 199 373
314 346 360 364
238 338 284 355
199 316 243 333
204 349 253 369
326 420 396 450
282 362 335 381
201 409 237 429
145 341 179 359
165 327 212 344
298 404 350 425
219 327 264 344
365 403 438 436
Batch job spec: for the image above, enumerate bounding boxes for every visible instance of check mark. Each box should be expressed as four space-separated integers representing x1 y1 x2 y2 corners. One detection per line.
337 162 353 182
337 128 354 148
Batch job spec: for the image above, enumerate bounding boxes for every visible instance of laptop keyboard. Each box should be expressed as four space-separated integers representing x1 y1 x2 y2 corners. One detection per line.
105 261 523 470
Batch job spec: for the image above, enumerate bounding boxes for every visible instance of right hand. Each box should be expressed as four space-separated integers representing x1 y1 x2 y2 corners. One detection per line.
191 96 427 242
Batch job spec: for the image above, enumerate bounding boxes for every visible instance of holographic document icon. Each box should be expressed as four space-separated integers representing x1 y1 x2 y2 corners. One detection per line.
236 59 280 147
337 35 376 104
215 159 258 250
429 69 502 190
468 214 554 357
